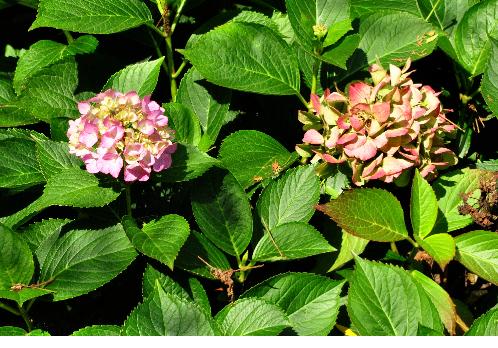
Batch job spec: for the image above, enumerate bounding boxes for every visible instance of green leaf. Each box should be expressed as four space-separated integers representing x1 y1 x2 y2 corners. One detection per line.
17 58 79 122
253 222 335 262
0 327 50 336
35 139 81 179
242 273 344 336
14 36 98 94
411 170 438 238
432 168 490 233
123 215 190 270
455 0 498 76
0 287 53 307
39 224 137 301
142 265 190 301
416 233 455 270
341 11 437 80
0 77 39 127
257 165 320 231
295 43 323 93
481 37 498 116
175 230 231 279
466 307 498 336
411 270 457 335
215 298 289 336
285 0 350 51
154 143 219 183
176 67 233 151
219 130 298 189
184 21 300 95
31 0 153 34
164 103 201 146
0 138 45 190
0 224 34 290
123 282 217 336
191 169 252 256
348 257 432 335
350 0 421 17
477 158 498 171
320 33 361 69
188 278 211 315
103 58 164 97
328 230 369 272
72 325 122 336
317 188 409 242
455 230 498 285
2 168 121 229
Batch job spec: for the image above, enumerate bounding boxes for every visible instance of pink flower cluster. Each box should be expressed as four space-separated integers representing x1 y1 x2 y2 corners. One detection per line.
297 59 458 186
68 89 176 182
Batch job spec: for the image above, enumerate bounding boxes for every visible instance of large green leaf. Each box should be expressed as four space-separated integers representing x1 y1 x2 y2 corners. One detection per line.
188 278 211 315
328 230 369 272
257 165 320 231
341 11 437 80
416 233 455 270
348 257 437 335
219 130 298 189
455 230 498 285
411 170 438 238
175 231 231 279
18 58 79 122
455 0 498 76
164 103 201 146
0 77 38 127
350 0 421 17
0 224 34 291
123 282 217 336
123 215 190 270
31 0 153 34
184 21 300 95
2 168 121 228
142 265 190 301
215 298 289 336
320 33 361 69
317 188 409 242
0 138 45 189
0 287 53 307
0 327 50 336
14 36 98 94
253 222 335 262
39 224 137 301
155 144 219 183
466 307 498 336
35 140 82 179
481 37 498 116
71 325 122 336
177 67 233 151
242 273 344 335
191 170 252 256
432 168 490 233
411 270 456 335
286 0 351 51
103 58 164 97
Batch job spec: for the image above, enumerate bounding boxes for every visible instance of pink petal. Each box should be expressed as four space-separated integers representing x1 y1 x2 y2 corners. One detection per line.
124 164 151 182
385 127 409 138
303 129 324 144
153 152 172 172
382 156 413 176
372 102 390 123
337 132 357 145
313 151 345 164
337 116 350 130
344 138 377 161
348 82 372 105
362 154 384 177
325 127 341 148
389 64 402 86
311 94 321 113
350 115 364 131
78 102 91 115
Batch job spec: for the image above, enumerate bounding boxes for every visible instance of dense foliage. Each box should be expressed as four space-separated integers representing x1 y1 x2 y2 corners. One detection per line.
0 0 497 336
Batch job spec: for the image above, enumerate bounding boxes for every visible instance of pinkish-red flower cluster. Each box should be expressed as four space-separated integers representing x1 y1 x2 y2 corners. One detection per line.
297 59 457 186
68 89 176 182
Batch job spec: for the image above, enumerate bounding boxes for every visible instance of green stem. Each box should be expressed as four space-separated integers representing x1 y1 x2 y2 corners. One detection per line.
424 0 443 21
18 304 32 332
390 242 399 254
170 0 187 35
407 237 419 248
148 30 169 74
165 36 178 101
63 30 74 44
296 92 310 109
0 301 20 316
146 22 167 38
125 185 132 217
172 60 187 79
310 59 321 95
